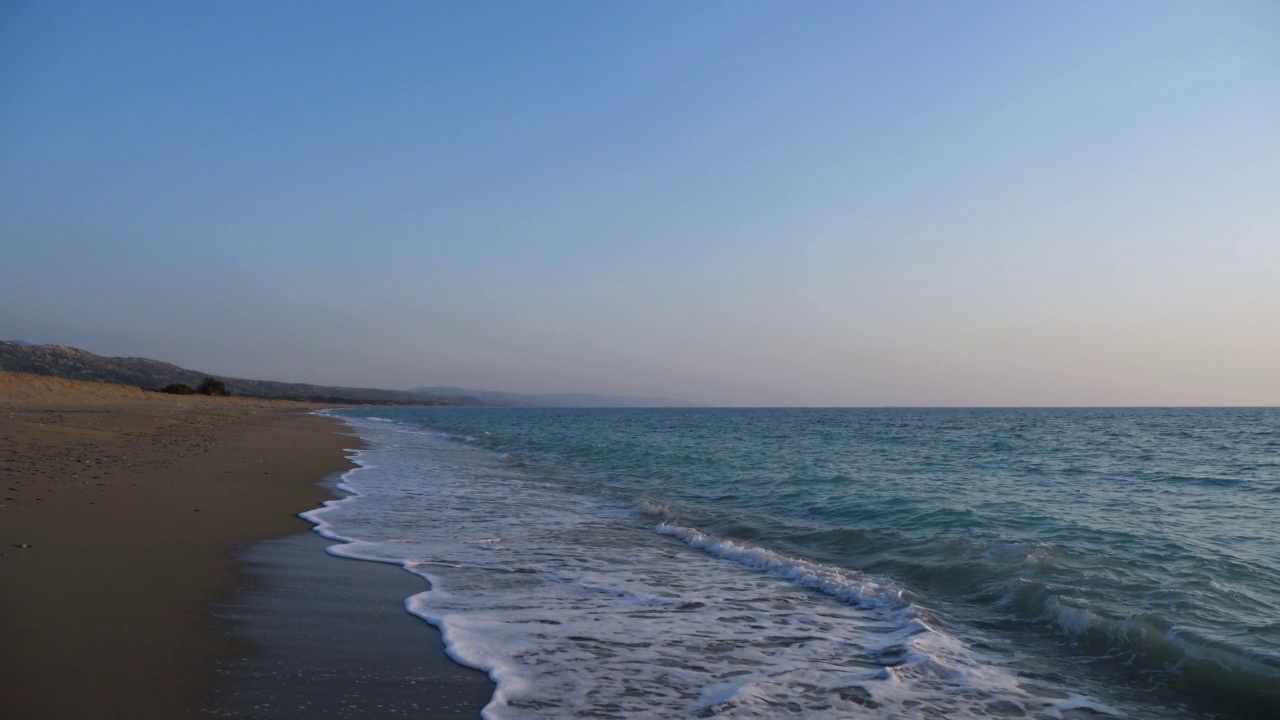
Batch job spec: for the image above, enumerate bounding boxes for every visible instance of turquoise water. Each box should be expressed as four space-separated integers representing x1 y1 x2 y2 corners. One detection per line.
323 407 1279 718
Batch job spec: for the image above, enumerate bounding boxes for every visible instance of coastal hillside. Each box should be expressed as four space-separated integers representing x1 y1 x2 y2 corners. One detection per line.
0 342 478 405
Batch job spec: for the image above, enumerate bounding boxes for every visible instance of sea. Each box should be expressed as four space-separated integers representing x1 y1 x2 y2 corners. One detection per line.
306 407 1279 719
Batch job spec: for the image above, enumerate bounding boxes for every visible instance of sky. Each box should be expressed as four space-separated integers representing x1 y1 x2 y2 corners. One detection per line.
2 1 1278 406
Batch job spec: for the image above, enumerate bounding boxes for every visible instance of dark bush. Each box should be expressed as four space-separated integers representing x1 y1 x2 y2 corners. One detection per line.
161 383 195 395
197 377 229 396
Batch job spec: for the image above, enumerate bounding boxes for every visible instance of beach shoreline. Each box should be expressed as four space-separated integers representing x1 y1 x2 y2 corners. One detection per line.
209 528 494 718
0 371 357 718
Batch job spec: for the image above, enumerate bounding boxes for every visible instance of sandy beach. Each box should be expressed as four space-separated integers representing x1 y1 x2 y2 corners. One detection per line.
0 372 355 718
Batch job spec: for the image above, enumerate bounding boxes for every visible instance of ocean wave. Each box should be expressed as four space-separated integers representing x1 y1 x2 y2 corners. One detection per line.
655 522 904 610
998 580 1280 717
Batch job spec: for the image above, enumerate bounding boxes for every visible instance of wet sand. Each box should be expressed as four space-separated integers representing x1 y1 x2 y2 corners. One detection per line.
0 371 490 718
210 531 494 718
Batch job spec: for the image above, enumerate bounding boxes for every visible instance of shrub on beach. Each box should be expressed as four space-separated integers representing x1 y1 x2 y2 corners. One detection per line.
161 383 195 395
197 377 229 396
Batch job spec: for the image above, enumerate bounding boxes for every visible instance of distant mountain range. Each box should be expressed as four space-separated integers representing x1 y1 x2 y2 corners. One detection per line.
410 386 695 408
0 342 478 405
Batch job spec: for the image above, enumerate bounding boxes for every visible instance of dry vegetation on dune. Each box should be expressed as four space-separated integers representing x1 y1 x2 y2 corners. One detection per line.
0 370 156 405
0 370 320 408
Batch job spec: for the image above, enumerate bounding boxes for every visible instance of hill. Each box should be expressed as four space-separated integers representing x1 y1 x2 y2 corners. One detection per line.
410 386 695 408
0 342 478 405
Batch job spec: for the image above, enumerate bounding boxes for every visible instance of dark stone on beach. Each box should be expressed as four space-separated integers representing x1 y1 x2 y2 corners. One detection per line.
836 686 878 707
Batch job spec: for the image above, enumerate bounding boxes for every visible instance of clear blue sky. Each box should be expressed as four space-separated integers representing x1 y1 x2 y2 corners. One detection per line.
3 1 1277 405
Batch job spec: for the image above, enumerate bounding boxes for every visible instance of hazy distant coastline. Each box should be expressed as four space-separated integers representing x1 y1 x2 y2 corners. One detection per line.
410 386 697 408
0 341 476 405
0 341 695 409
